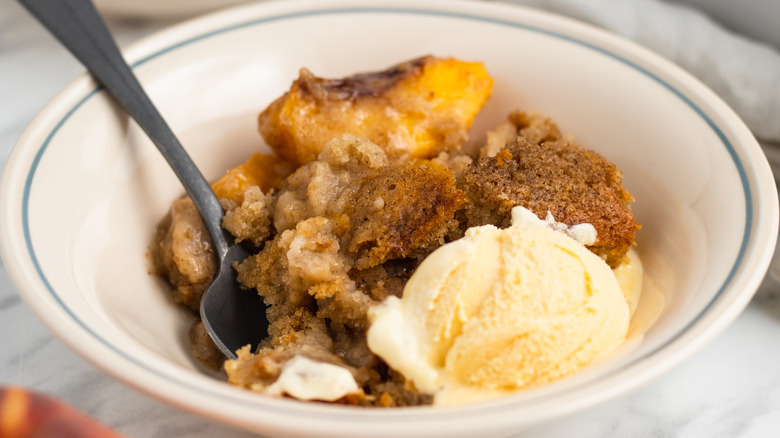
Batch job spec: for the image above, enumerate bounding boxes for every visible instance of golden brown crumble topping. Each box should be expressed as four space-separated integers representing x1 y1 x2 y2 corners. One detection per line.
460 115 638 267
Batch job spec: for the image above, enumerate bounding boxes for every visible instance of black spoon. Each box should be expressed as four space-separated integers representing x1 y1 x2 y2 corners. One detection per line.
19 0 268 359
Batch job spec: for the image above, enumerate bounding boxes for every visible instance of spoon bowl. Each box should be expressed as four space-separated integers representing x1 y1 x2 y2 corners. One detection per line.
199 242 258 358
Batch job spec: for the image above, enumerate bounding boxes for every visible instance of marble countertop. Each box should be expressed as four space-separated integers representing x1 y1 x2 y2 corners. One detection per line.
2 0 780 436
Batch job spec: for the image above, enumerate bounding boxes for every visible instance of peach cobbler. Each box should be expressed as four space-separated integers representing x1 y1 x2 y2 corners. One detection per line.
152 56 640 406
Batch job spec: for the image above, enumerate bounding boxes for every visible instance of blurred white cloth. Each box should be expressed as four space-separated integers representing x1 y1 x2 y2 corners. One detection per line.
500 0 780 144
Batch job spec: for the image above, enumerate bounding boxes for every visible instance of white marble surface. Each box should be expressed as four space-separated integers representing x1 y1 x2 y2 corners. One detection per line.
1 0 780 437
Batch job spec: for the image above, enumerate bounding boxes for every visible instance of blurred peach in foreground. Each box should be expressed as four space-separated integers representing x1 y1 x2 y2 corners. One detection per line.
0 386 123 438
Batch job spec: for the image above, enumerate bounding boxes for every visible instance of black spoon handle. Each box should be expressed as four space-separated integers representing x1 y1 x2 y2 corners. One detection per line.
19 0 230 257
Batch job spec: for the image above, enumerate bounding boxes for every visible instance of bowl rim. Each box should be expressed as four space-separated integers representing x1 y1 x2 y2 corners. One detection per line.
1 0 777 435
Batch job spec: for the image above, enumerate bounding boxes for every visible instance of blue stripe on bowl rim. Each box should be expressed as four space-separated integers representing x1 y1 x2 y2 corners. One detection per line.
20 6 752 417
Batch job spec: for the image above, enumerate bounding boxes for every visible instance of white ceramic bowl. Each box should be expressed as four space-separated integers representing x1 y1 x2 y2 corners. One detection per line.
1 1 777 436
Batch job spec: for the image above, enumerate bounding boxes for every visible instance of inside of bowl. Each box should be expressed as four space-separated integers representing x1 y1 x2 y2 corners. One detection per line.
22 7 749 405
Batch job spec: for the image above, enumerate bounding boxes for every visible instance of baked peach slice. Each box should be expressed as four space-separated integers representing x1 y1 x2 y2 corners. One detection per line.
258 55 493 166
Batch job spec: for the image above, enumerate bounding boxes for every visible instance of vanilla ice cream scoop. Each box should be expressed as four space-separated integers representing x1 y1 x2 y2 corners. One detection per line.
367 207 631 404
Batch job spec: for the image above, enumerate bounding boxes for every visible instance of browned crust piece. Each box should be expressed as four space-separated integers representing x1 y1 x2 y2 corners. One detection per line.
152 198 216 311
348 259 417 302
346 162 466 269
509 111 563 144
460 137 639 267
